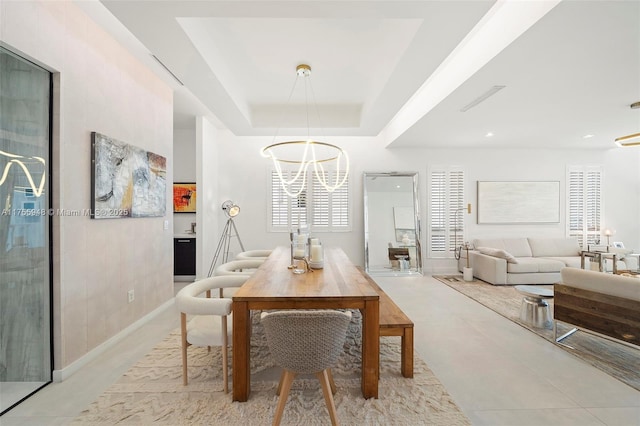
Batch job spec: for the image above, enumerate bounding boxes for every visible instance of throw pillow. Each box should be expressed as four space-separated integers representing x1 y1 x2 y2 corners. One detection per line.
476 246 519 264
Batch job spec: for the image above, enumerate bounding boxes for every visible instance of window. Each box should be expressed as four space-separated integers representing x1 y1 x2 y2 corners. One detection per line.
567 165 602 247
269 169 350 232
428 166 465 258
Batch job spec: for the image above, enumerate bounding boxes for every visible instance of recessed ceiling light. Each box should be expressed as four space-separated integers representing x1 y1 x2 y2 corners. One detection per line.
583 134 594 139
396 185 401 189
485 132 494 137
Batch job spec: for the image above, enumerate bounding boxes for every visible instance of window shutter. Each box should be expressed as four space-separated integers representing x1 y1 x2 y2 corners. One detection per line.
567 166 602 247
430 170 446 254
271 171 289 228
331 171 349 229
429 166 465 257
269 168 349 232
449 170 464 252
311 170 330 227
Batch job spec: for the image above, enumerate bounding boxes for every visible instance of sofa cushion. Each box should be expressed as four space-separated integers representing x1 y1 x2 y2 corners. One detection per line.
477 247 519 263
528 238 581 257
473 238 532 257
506 257 565 273
542 256 582 268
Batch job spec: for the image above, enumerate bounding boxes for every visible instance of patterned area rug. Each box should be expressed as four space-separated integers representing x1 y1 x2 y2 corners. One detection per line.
73 310 469 425
434 275 640 391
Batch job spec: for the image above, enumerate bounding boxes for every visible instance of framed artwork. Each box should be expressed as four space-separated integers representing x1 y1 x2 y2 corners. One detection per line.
91 132 167 219
477 181 560 224
173 183 196 213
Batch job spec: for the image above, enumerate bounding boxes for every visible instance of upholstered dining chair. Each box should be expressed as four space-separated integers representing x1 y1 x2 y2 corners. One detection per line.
260 310 352 426
175 275 247 392
214 259 263 277
213 259 263 297
235 249 273 261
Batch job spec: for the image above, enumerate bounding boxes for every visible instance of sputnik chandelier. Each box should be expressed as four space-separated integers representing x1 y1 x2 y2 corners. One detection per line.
260 64 349 197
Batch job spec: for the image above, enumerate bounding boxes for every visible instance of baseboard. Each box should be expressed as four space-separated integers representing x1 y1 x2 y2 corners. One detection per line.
52 298 175 382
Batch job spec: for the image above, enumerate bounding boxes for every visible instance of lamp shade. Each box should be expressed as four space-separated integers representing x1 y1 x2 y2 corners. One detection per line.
221 200 240 218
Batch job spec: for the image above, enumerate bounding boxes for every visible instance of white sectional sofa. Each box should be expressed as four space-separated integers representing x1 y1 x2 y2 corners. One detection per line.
457 237 583 285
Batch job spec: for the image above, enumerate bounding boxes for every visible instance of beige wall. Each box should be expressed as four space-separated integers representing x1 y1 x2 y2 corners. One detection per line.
1 0 174 372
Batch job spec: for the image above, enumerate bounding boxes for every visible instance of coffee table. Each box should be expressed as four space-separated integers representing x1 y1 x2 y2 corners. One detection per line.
515 285 554 329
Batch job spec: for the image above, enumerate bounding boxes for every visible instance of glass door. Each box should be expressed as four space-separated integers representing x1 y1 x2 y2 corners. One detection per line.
0 46 52 414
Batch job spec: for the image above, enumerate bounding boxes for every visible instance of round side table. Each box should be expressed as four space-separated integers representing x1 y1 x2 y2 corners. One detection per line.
515 285 554 329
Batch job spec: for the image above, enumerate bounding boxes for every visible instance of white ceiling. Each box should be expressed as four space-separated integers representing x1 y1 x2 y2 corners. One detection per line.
95 0 640 150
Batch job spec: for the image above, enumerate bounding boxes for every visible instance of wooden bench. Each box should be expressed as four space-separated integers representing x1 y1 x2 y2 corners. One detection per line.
359 268 414 378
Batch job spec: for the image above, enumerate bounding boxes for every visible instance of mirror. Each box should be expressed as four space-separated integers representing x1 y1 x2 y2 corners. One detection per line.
364 172 422 275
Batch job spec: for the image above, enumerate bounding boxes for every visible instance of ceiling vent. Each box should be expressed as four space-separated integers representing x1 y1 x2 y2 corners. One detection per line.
460 85 506 112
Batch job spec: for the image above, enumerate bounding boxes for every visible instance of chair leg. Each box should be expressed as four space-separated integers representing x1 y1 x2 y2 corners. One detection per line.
180 313 188 386
276 370 286 396
222 316 228 393
327 368 337 395
316 369 339 426
273 370 295 426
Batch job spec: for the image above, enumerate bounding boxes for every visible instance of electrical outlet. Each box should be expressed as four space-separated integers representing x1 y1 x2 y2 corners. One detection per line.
163 220 169 230
127 289 135 303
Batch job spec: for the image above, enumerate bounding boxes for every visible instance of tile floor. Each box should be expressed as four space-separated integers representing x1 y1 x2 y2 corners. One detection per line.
1 276 639 425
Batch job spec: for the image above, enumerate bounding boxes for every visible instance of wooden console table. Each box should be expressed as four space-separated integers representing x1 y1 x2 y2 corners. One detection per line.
232 246 380 401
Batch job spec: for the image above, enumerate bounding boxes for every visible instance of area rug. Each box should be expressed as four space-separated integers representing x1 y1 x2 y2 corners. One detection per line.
73 310 469 425
434 275 640 391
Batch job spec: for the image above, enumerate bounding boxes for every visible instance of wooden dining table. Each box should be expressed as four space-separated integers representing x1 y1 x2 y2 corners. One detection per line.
232 245 380 401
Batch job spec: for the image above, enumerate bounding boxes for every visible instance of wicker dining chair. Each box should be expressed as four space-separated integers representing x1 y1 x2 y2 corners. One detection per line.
175 275 247 392
260 309 352 426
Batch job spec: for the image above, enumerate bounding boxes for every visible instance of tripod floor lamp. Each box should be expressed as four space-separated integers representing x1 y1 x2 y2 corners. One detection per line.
207 200 245 277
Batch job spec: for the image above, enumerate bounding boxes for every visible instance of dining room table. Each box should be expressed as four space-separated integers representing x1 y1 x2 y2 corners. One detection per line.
232 245 380 401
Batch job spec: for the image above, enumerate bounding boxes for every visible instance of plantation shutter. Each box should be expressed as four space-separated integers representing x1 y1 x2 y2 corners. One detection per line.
430 170 447 254
269 169 349 232
270 171 289 228
448 170 465 252
330 171 349 229
429 166 465 258
567 166 602 247
311 171 330 227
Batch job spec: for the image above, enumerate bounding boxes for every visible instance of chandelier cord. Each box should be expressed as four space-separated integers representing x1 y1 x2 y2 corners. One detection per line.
261 65 350 197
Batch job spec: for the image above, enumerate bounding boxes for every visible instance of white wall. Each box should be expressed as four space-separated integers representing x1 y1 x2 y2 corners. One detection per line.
173 127 196 236
215 131 640 274
1 0 174 371
195 117 220 278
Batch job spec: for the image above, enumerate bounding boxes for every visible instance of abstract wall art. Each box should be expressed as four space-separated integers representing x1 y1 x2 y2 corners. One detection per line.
477 181 560 224
91 132 167 219
173 183 196 213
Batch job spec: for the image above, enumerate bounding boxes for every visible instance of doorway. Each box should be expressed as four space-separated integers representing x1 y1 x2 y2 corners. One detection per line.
0 46 53 414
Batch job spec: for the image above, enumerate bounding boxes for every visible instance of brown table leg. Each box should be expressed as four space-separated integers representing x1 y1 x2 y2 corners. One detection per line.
232 300 250 402
401 327 414 378
361 298 379 399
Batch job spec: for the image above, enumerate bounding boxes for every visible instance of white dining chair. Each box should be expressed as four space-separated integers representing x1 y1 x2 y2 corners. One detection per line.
175 275 247 392
235 249 273 261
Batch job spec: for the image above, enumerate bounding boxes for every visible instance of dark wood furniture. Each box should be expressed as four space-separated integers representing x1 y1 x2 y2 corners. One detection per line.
554 268 640 347
359 268 414 377
232 246 380 402
555 284 640 346
174 237 196 275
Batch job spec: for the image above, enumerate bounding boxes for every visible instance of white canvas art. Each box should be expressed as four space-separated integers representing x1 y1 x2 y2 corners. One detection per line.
477 181 560 224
